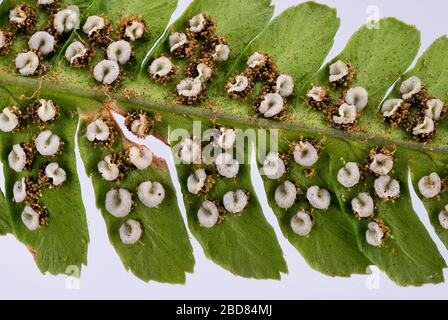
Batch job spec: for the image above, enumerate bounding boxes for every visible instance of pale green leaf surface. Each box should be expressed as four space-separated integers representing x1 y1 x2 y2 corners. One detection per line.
327 138 446 286
258 131 371 277
77 109 194 283
217 2 340 115
52 0 178 88
380 36 448 147
0 89 89 275
377 36 448 251
408 150 448 251
294 18 420 135
131 0 275 104
0 0 95 68
0 0 447 286
0 86 13 236
0 191 10 235
169 116 287 279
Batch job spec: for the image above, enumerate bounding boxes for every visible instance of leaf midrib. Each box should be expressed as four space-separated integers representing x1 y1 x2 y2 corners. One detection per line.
1 72 446 154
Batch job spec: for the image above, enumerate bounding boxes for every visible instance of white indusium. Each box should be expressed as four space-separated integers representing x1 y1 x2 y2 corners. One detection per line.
337 162 360 188
293 141 319 167
275 74 294 97
187 168 207 195
215 152 239 178
21 206 41 231
413 117 435 136
425 99 444 121
86 119 110 142
82 15 105 36
28 31 55 56
307 86 327 102
53 6 80 34
382 99 403 118
169 32 187 52
13 177 27 203
247 52 266 68
351 192 374 218
137 181 165 208
65 41 87 65
345 87 368 110
258 93 284 118
290 210 313 236
8 144 27 172
15 51 39 76
438 205 448 230
178 138 201 164
37 99 57 122
107 40 132 64
177 78 202 97
105 188 133 218
0 30 5 50
212 44 230 62
98 155 119 181
9 7 27 25
262 152 286 180
333 103 357 125
400 76 422 100
418 172 442 199
119 219 143 245
189 13 205 33
366 222 384 247
0 107 19 132
196 63 212 83
306 186 331 210
227 75 249 93
329 60 349 82
215 128 236 150
369 153 394 176
128 113 151 138
197 200 219 228
223 189 248 213
149 56 173 78
129 145 153 170
38 0 56 5
274 180 296 209
374 175 400 199
35 130 61 156
93 59 120 85
45 162 67 186
125 20 145 41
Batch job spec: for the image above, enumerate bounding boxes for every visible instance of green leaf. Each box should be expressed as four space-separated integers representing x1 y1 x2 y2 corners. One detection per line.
408 149 448 250
296 18 420 134
0 88 89 276
53 0 178 88
0 86 13 236
218 1 339 115
326 139 446 286
1 0 448 286
0 190 10 235
77 104 194 283
258 131 370 277
382 36 448 251
0 0 96 67
132 0 275 103
169 116 287 279
381 36 448 147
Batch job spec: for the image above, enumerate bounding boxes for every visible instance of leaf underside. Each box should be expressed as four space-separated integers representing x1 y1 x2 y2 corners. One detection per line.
78 112 194 283
0 0 447 286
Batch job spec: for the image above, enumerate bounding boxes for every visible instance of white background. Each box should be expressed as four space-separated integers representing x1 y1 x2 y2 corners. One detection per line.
1 0 448 299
